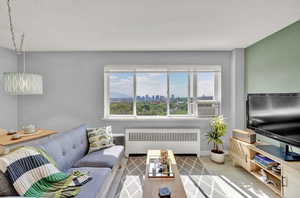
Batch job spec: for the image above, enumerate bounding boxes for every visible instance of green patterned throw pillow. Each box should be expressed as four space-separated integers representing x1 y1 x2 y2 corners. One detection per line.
87 126 114 153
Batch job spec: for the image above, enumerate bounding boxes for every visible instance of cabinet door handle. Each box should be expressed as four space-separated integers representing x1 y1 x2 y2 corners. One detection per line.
245 154 248 163
282 176 287 187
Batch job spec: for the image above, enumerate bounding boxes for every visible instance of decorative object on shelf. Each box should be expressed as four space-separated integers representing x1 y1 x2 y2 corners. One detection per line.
259 168 280 189
232 129 256 144
272 165 281 174
207 115 227 164
22 124 37 134
260 169 268 182
160 149 170 174
3 0 43 96
160 150 168 164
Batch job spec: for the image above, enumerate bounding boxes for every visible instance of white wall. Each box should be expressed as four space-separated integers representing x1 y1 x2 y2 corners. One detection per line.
16 50 245 153
0 47 18 129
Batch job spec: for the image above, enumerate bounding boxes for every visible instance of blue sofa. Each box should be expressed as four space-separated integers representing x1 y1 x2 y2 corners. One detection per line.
0 124 125 198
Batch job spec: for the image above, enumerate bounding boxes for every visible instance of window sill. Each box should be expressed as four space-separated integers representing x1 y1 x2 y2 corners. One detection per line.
102 116 217 121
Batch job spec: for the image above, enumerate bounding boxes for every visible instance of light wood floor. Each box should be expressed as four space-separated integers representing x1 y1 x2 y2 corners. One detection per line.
200 156 280 198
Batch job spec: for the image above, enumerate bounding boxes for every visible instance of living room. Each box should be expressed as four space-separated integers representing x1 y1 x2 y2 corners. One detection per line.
0 1 299 198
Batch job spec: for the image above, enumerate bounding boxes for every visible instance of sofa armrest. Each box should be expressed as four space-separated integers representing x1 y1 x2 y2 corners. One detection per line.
112 134 124 145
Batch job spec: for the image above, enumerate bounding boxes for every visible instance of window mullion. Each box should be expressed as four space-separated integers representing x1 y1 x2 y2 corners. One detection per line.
214 72 217 101
193 72 198 117
188 72 193 115
216 71 221 115
105 73 110 117
133 72 137 116
167 72 170 117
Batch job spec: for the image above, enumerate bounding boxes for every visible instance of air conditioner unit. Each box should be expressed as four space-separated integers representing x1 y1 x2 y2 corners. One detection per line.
197 100 220 117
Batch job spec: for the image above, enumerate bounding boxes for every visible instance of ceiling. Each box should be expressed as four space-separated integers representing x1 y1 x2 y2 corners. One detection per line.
0 0 299 51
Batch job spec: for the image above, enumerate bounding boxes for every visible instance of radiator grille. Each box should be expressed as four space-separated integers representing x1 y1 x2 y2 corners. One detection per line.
128 132 197 142
125 128 201 156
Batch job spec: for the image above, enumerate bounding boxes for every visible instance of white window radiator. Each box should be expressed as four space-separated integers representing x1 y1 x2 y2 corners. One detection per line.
125 128 201 157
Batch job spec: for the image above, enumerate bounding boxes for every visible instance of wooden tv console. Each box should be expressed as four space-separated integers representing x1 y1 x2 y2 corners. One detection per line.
230 137 300 198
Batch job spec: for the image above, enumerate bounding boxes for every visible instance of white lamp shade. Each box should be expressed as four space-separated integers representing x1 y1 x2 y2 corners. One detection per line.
3 72 43 95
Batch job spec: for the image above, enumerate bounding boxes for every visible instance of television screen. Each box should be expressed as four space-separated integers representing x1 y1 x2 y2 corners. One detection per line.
247 93 300 148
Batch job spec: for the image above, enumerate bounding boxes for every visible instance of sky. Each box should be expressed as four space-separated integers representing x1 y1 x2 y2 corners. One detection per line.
109 72 214 98
197 72 215 97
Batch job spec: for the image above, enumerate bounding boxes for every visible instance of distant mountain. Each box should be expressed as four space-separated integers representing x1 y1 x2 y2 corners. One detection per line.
110 92 130 98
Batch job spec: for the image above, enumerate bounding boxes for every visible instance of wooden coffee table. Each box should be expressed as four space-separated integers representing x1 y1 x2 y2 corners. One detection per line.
143 150 187 198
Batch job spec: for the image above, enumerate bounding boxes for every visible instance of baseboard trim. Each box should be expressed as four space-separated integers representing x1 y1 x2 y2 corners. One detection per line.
125 150 229 157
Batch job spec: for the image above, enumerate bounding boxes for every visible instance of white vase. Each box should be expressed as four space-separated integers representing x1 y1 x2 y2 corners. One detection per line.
210 151 225 164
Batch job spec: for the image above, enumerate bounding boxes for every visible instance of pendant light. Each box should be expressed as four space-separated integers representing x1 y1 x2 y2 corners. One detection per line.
3 0 43 95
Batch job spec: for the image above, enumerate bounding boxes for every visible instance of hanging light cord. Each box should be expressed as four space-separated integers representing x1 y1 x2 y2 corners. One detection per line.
7 0 26 72
7 0 24 53
23 51 26 73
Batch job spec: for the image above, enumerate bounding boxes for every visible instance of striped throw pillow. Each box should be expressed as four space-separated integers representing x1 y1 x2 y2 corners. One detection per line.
87 126 114 153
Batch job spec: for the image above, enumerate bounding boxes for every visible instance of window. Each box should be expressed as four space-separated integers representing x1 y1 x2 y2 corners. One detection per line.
104 66 221 119
109 73 134 115
197 72 215 100
169 72 189 115
197 72 220 117
136 73 167 116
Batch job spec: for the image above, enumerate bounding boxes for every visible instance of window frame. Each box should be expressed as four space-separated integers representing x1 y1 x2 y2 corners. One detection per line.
104 65 221 119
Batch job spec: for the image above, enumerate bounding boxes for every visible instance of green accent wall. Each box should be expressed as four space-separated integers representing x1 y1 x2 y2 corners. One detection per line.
246 20 300 93
246 20 300 153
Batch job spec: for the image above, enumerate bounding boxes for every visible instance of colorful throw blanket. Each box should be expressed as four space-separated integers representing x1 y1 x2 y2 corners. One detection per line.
0 146 92 198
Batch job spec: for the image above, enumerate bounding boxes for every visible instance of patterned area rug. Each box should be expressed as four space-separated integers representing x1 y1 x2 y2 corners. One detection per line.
114 156 250 198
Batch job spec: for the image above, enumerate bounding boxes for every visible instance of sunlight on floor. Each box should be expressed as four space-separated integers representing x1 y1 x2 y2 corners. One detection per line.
115 156 278 198
200 156 279 198
247 188 274 198
181 174 251 198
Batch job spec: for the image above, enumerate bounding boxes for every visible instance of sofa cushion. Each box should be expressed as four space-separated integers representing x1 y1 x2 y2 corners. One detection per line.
67 167 111 198
38 124 88 171
73 145 124 169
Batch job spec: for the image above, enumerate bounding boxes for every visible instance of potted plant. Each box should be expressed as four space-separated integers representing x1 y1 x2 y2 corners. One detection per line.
207 115 227 164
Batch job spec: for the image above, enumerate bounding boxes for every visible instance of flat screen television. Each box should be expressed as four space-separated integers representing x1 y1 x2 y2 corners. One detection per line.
247 93 300 161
